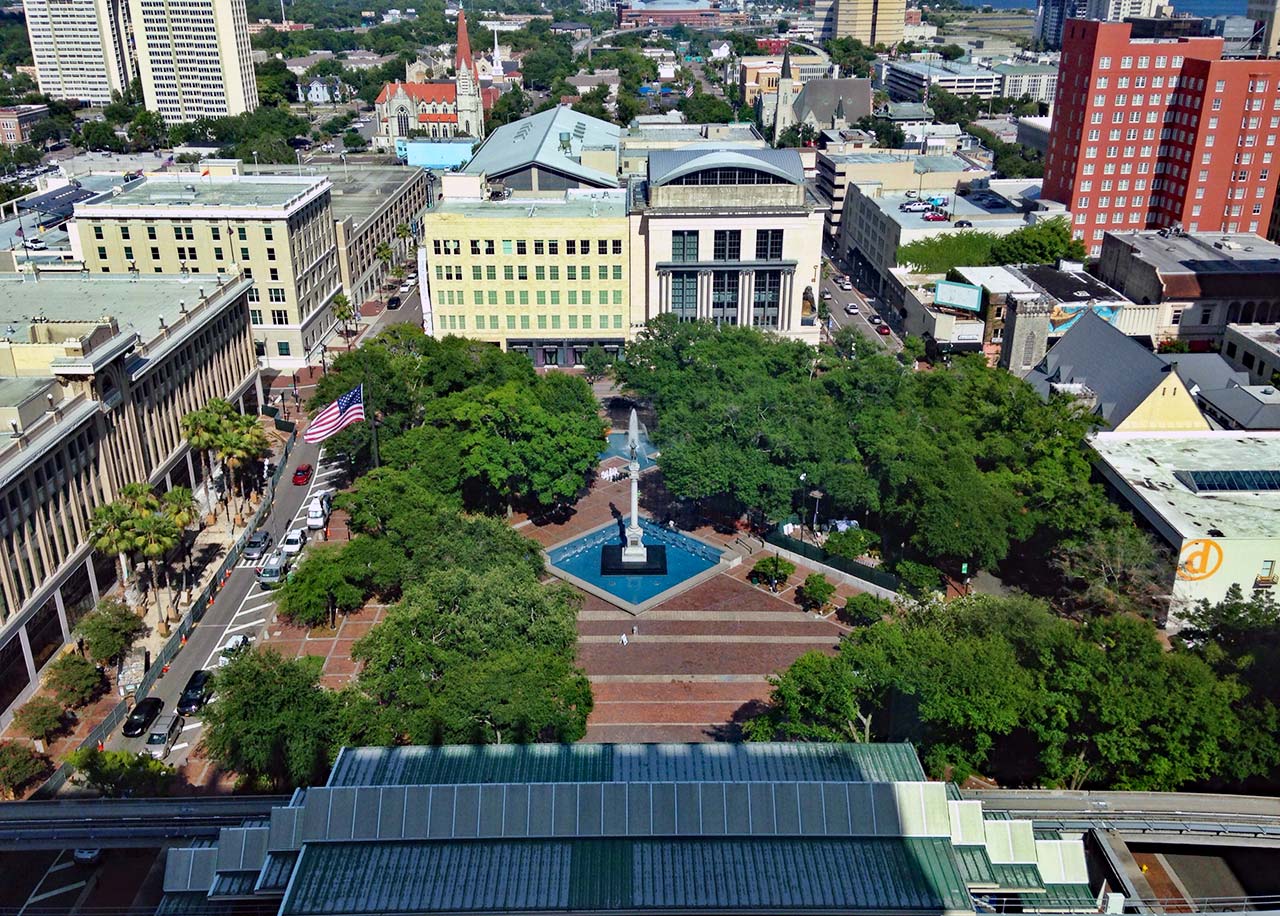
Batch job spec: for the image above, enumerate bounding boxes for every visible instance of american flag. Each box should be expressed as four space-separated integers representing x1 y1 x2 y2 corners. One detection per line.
684 85 694 98
304 384 366 443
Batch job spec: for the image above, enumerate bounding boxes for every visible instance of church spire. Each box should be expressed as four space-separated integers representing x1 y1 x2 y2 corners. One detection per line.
780 46 793 80
455 7 477 80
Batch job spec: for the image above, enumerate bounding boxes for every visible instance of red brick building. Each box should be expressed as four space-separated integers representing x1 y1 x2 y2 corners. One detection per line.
1043 21 1280 256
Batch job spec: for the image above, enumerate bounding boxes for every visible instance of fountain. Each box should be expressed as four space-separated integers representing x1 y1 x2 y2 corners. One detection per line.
600 409 667 575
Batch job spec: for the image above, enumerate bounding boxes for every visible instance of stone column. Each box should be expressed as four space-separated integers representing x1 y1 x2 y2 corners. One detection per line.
781 269 796 330
739 270 754 326
698 269 713 320
657 269 670 316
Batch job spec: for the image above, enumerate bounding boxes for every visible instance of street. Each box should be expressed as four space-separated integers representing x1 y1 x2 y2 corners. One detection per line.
107 440 344 770
818 268 902 354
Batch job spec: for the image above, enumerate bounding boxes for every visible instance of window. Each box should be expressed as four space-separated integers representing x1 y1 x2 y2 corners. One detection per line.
264 227 273 241
147 226 157 240
534 240 544 255
97 246 106 260
93 225 103 240
271 309 288 325
613 265 623 280
672 230 698 261
502 240 513 255
277 342 290 356
535 266 545 280
486 265 497 280
269 288 286 302
123 246 133 260
211 227 220 240
516 240 527 255
266 247 276 261
215 247 224 260
547 240 557 255
567 266 576 281
270 268 279 281
597 240 608 255
250 309 263 325
240 247 250 261
471 240 481 255
504 265 514 280
237 227 247 241
755 229 783 260
566 240 577 255
713 230 740 261
612 240 623 255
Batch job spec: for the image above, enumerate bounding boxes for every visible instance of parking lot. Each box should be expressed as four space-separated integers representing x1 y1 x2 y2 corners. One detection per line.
0 848 161 916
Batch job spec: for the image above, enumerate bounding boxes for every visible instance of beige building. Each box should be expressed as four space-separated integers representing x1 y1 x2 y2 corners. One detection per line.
23 0 133 105
814 0 905 44
128 0 259 122
738 54 830 106
70 173 342 367
0 272 259 726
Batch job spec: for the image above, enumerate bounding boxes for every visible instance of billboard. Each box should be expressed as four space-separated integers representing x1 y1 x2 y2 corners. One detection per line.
934 280 982 313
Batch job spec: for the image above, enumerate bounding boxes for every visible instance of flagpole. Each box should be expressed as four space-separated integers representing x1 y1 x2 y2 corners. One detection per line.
364 379 380 469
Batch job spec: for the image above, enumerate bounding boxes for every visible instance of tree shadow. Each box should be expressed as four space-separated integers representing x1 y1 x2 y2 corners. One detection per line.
704 698 771 741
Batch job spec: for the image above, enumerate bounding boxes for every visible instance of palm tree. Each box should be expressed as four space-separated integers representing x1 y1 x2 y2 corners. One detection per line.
117 481 159 516
374 241 393 301
332 293 355 341
89 502 136 587
162 487 198 610
394 222 412 260
216 416 272 524
182 398 237 518
131 513 180 633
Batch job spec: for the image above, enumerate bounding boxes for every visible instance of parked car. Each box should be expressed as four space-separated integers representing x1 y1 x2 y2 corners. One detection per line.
398 282 413 294
145 714 184 759
869 315 883 325
72 849 102 865
821 290 833 301
218 634 252 666
955 220 973 228
877 324 892 336
122 697 163 737
280 528 307 557
292 463 313 486
306 492 332 530
177 669 213 715
243 530 272 562
900 201 931 213
387 295 402 310
844 303 858 315
922 212 948 222
22 238 47 251
256 551 289 589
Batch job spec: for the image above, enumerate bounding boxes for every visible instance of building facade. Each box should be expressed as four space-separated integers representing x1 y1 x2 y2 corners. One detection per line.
992 63 1059 105
128 0 259 122
23 0 133 105
70 174 342 367
884 60 1002 102
0 106 50 147
1222 324 1280 385
0 273 259 726
1043 21 1280 256
419 190 631 367
617 0 747 29
814 0 905 44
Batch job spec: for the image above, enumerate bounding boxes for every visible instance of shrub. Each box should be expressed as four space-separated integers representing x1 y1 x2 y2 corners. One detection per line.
45 653 103 708
824 527 880 561
77 598 146 664
797 573 837 612
0 743 48 799
750 556 795 590
66 747 174 797
13 697 65 742
895 559 943 598
840 592 893 627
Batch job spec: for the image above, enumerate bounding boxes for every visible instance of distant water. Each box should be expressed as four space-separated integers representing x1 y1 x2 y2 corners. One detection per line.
954 0 1247 16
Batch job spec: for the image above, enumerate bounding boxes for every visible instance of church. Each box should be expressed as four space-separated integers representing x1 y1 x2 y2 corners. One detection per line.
758 49 873 144
373 9 488 149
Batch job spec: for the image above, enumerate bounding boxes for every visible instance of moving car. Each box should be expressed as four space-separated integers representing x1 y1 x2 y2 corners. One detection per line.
306 492 332 530
955 220 973 228
292 463 313 486
218 634 252 666
387 295 402 310
243 530 272 562
257 551 289 589
145 714 184 759
177 669 212 715
922 212 948 222
877 324 892 336
869 315 883 325
73 849 102 865
844 303 858 315
280 528 307 557
821 290 833 301
398 282 414 294
122 697 163 737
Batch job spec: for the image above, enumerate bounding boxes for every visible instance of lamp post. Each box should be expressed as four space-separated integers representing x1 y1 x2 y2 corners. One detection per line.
251 150 259 171
797 472 807 543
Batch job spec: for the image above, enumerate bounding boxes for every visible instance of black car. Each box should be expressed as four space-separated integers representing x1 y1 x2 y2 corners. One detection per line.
243 530 272 562
387 295 402 310
122 697 163 737
177 669 212 715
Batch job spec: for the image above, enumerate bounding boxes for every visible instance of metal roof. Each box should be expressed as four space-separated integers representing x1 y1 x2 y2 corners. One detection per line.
648 148 805 187
328 743 927 787
988 862 1046 893
464 106 620 188
280 837 975 916
952 844 997 887
1026 884 1098 912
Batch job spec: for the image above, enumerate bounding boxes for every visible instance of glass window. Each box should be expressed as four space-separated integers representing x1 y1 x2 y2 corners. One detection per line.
672 230 698 261
755 229 783 260
713 230 741 261
277 341 291 356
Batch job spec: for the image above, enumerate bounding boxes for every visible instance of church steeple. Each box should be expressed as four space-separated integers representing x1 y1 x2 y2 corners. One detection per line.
781 46 793 80
455 7 477 80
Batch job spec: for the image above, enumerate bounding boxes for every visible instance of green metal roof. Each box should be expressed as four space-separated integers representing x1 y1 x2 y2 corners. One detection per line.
281 837 974 916
951 845 996 887
209 871 259 898
988 862 1045 893
155 892 233 916
1025 884 1097 912
256 851 298 893
327 743 927 787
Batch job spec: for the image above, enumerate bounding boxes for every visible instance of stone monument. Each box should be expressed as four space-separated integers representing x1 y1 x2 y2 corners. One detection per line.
600 408 667 575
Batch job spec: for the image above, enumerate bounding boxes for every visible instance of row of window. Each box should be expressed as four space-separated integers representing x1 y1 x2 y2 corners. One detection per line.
438 263 626 282
1095 54 1184 70
434 288 625 307
671 229 783 262
91 222 269 242
433 238 627 257
438 313 626 332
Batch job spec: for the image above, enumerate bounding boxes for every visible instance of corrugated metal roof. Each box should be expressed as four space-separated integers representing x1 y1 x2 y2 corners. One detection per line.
209 871 260 898
327 743 926 787
280 837 974 916
1024 884 1097 912
989 862 1045 893
155 892 234 916
951 845 997 887
256 851 299 893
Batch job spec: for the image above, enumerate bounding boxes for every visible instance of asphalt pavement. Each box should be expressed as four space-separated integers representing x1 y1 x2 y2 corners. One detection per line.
107 440 343 769
818 268 902 354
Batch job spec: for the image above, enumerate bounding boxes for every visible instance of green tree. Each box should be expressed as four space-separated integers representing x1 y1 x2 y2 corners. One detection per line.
127 109 167 150
331 293 355 341
255 58 299 107
89 501 136 586
201 650 336 789
990 217 1085 265
521 47 574 91
1053 521 1170 619
76 597 146 665
275 545 366 628
797 573 836 611
743 651 869 742
750 555 795 590
679 90 734 124
78 120 121 151
581 344 612 382
854 116 905 148
181 398 237 517
840 592 892 627
897 232 997 273
937 43 966 60
776 122 818 148
14 697 65 742
130 511 180 630
44 653 103 708
487 86 529 129
66 747 174 797
824 527 879 560
0 743 48 799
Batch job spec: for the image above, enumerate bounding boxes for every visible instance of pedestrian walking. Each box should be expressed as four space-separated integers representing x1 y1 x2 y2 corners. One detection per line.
621 633 629 646
631 625 638 636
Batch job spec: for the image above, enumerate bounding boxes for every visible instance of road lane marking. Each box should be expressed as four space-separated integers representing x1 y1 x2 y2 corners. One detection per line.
170 742 189 753
182 720 202 731
234 600 274 618
26 882 87 905
47 861 75 873
224 618 265 635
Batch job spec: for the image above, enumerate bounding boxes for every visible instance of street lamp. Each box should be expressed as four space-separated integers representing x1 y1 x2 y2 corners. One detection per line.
797 472 807 543
251 150 259 170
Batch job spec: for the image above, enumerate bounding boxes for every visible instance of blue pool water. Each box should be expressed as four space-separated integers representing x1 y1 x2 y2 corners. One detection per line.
599 431 657 470
548 519 723 606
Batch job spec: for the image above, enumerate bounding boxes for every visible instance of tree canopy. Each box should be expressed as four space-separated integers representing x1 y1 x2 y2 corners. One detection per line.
897 218 1085 275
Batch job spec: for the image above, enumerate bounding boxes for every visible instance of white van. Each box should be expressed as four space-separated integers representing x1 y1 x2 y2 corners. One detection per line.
306 491 332 530
146 714 184 759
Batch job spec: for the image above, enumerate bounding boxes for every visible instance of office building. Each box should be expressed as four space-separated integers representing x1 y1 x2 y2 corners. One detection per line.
884 60 1002 102
23 0 133 105
1222 324 1280 385
617 0 747 29
1035 0 1158 47
992 63 1059 105
70 173 342 367
1092 430 1280 627
814 0 905 44
620 120 765 178
0 273 259 726
463 106 621 194
1042 22 1280 256
1094 230 1280 344
1248 0 1280 57
128 0 259 122
739 54 832 107
0 106 50 147
160 742 1098 916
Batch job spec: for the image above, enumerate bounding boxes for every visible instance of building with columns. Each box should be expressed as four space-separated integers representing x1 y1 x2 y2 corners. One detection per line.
0 272 259 727
630 149 824 343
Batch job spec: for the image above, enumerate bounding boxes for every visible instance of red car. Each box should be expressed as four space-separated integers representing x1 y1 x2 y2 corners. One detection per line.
922 212 949 222
877 325 892 336
292 464 313 486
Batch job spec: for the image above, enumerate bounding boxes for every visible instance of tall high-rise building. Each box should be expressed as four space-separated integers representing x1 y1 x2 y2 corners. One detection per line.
1248 0 1280 57
128 0 258 123
815 0 904 44
23 0 133 105
1043 21 1280 256
1035 0 1157 48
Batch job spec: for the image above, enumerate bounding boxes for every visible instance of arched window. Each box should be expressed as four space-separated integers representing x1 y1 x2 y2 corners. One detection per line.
1227 302 1241 323
1243 301 1257 324
395 107 410 137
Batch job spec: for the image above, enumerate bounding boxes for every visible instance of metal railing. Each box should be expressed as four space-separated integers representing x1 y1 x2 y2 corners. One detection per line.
762 526 901 592
32 423 298 799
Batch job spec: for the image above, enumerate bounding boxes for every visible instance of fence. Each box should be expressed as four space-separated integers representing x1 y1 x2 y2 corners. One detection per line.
33 424 298 798
762 526 901 594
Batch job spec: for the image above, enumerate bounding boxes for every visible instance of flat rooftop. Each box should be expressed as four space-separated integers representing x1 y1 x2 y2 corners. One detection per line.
1114 230 1280 274
0 376 54 409
955 265 1035 294
891 59 998 78
255 164 423 225
1227 322 1280 356
824 151 973 171
1091 431 1280 539
78 174 325 212
433 192 627 219
0 273 229 344
873 188 1028 231
1019 264 1125 303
